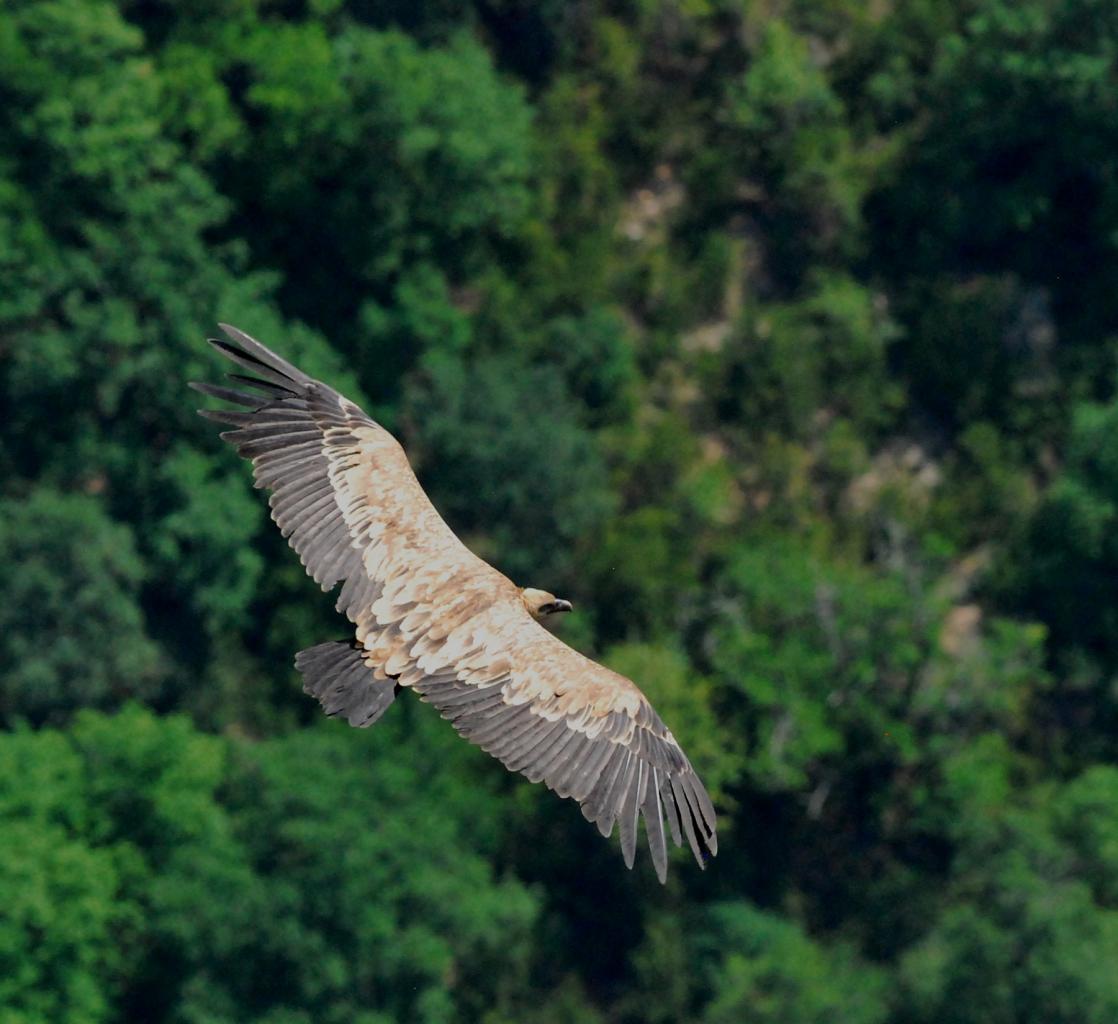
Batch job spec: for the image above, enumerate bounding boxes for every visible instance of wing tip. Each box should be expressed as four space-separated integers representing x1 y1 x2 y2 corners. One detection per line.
621 832 637 871
217 322 259 350
214 323 311 386
205 335 303 393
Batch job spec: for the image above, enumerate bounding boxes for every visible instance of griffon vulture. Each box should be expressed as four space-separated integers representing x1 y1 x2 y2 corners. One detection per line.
192 325 717 882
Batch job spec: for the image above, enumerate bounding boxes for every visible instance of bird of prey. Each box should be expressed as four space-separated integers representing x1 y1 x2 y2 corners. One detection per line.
192 325 717 882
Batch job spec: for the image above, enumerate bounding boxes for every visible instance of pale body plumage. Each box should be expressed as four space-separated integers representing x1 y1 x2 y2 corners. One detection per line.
193 325 717 882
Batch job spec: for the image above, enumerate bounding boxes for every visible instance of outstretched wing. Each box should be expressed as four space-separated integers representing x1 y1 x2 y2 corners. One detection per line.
393 608 718 883
190 324 502 629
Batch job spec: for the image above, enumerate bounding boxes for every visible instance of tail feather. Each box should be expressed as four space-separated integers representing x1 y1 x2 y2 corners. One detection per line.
296 640 398 728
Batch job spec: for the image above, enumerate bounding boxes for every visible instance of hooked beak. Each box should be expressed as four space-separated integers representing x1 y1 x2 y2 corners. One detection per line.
541 599 573 615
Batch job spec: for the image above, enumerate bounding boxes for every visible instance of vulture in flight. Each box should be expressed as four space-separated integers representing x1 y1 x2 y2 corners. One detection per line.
192 325 717 882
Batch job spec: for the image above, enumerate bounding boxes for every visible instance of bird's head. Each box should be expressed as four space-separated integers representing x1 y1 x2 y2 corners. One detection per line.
522 587 573 620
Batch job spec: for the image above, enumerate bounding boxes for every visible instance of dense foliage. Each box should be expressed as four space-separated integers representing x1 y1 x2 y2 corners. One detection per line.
3 0 1118 1020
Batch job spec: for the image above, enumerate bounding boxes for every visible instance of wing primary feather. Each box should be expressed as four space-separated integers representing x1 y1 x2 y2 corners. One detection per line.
661 774 684 847
225 371 294 395
189 381 262 408
208 339 297 389
228 420 319 440
233 407 309 426
218 323 312 384
569 737 616 801
212 334 300 384
670 775 705 866
198 408 252 427
687 773 718 836
234 434 319 458
619 760 647 870
229 423 320 444
682 774 718 856
644 768 668 883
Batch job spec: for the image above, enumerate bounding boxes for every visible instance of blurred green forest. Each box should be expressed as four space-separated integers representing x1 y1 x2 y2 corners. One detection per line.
4 0 1118 1020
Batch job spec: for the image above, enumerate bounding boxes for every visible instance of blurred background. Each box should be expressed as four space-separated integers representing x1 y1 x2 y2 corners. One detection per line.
3 0 1118 1020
